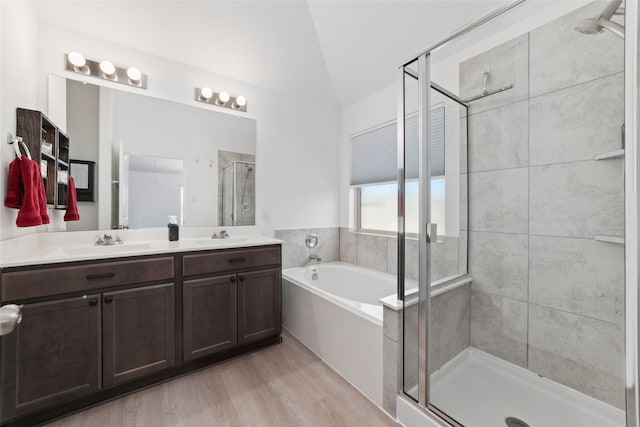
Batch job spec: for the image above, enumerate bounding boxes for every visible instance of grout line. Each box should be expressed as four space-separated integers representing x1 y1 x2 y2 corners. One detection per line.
526 31 531 370
467 157 622 176
466 70 624 118
466 229 625 242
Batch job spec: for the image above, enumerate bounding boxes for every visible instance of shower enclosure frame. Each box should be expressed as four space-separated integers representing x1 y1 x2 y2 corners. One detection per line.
395 1 640 426
221 160 255 227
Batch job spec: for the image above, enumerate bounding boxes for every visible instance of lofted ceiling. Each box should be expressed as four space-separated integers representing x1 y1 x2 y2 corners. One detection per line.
35 1 508 108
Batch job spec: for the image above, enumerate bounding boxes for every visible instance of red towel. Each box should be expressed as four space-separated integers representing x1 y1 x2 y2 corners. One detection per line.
15 159 48 227
36 161 50 225
4 158 22 208
64 176 80 221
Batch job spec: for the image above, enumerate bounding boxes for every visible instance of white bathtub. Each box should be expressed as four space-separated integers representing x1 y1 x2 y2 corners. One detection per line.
282 262 397 408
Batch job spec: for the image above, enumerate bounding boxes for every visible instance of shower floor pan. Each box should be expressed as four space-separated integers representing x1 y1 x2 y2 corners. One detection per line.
425 348 625 427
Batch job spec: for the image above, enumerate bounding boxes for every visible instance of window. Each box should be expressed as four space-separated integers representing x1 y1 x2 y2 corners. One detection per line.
357 179 445 235
351 108 446 235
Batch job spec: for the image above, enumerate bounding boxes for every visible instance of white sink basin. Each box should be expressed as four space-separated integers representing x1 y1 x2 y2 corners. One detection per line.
192 237 248 245
56 243 152 256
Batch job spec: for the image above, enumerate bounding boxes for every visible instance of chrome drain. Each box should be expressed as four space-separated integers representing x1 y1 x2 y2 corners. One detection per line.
505 417 530 427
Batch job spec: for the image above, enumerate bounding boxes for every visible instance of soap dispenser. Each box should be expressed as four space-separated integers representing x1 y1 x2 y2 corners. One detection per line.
168 215 179 241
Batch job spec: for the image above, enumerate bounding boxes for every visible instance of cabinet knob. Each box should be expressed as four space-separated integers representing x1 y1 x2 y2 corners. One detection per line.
104 296 113 304
230 276 236 283
239 276 245 282
88 299 98 306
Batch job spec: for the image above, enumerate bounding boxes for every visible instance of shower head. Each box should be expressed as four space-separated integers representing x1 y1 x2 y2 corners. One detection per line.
575 0 625 39
575 17 625 38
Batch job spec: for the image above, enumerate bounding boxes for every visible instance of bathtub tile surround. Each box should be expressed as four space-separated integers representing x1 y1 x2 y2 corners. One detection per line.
274 227 339 269
338 228 461 283
461 2 624 408
528 305 625 407
528 1 624 97
339 227 357 265
356 233 388 272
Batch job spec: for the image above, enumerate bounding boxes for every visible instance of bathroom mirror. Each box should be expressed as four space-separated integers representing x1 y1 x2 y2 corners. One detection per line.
59 77 257 231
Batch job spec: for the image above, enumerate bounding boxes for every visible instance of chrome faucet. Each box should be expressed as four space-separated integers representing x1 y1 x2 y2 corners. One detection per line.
309 253 322 262
95 233 123 246
212 229 229 239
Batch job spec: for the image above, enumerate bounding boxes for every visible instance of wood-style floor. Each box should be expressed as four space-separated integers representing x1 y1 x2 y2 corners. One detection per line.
45 331 398 427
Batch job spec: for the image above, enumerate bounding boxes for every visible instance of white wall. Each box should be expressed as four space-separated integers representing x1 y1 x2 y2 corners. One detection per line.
0 11 340 241
0 2 53 241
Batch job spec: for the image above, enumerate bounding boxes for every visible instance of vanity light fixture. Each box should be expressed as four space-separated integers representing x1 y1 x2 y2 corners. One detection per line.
99 60 117 80
194 87 248 112
67 52 89 74
216 91 230 106
65 52 147 89
232 95 247 110
126 67 142 85
199 87 213 101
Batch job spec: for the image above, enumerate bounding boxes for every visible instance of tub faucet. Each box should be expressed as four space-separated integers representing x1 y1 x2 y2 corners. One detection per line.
309 253 322 262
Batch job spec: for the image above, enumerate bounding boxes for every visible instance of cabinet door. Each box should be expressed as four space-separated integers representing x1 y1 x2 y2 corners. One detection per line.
1 295 101 419
183 274 237 361
237 268 281 345
102 283 175 387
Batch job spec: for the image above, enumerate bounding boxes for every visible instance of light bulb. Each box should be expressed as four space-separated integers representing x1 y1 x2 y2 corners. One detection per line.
200 87 213 100
126 67 142 82
217 91 230 104
234 95 247 108
68 52 86 68
99 60 116 76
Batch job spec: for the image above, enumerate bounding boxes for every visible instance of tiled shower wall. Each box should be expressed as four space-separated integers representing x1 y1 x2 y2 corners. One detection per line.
462 2 624 408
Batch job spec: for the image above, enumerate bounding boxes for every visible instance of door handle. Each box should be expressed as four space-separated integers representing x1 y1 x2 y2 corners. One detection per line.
426 223 444 244
0 304 22 336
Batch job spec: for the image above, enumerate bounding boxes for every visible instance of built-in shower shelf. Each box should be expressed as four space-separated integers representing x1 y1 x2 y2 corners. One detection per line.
594 149 625 160
593 235 625 245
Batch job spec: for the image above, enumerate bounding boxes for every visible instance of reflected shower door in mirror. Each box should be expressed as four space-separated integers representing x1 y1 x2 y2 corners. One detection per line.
59 76 257 231
218 151 255 226
120 154 184 228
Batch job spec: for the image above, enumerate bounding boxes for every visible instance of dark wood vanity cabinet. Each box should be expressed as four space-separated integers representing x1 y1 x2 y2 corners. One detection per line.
1 295 101 419
183 274 237 361
237 268 282 345
0 244 281 426
102 283 175 387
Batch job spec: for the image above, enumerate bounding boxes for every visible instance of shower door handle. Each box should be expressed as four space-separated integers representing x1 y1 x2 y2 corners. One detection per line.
426 223 444 244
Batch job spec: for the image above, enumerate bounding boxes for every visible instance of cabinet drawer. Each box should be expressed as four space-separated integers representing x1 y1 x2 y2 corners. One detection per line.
182 246 280 277
2 257 175 301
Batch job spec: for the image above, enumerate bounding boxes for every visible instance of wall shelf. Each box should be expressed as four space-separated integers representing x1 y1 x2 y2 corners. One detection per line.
593 235 625 245
594 149 624 160
16 108 70 209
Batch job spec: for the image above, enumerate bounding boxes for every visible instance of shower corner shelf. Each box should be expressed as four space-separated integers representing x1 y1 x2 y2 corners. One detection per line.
594 149 625 160
593 235 625 245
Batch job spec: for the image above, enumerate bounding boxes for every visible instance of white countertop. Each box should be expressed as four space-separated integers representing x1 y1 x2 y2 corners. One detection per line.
0 229 282 268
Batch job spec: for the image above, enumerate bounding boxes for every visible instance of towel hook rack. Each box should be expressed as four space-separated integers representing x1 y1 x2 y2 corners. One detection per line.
7 135 32 160
463 70 514 103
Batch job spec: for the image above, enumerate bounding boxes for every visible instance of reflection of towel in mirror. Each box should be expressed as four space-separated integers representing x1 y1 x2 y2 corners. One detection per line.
64 176 80 221
15 159 49 227
4 158 22 208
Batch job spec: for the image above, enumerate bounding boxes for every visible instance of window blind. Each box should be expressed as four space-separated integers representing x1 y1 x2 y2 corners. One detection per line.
350 107 445 186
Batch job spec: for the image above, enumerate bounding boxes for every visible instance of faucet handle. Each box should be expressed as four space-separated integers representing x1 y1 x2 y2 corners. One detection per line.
114 235 123 245
95 234 105 246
